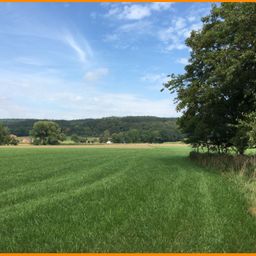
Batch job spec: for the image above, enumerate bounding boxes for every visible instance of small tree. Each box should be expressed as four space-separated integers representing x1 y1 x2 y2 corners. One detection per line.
30 121 65 145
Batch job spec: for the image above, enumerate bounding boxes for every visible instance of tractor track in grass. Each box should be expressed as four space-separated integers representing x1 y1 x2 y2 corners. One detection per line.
0 146 255 252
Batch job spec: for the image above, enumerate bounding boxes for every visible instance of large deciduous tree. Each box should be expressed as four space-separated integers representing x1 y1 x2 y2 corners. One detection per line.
164 3 256 154
30 121 65 145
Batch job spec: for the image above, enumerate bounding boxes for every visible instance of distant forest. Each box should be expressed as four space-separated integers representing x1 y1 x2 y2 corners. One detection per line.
0 116 183 143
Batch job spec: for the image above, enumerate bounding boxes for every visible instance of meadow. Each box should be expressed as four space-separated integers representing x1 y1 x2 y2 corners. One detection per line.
0 145 256 252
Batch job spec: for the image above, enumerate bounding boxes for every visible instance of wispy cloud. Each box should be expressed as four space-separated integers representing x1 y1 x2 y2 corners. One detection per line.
63 32 93 64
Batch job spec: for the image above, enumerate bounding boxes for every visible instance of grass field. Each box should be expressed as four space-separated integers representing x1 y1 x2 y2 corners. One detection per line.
0 145 256 252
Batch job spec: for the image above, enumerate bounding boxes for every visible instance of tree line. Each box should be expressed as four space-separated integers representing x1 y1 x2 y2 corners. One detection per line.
164 3 256 155
0 116 180 136
0 116 184 145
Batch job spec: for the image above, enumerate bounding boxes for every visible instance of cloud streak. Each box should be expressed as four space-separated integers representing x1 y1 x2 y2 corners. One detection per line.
63 32 93 64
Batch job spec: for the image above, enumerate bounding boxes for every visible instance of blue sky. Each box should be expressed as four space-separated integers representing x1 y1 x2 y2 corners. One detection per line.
0 2 212 119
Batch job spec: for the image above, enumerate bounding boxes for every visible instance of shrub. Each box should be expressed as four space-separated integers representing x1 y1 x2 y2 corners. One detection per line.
71 134 87 144
190 151 256 178
7 135 19 145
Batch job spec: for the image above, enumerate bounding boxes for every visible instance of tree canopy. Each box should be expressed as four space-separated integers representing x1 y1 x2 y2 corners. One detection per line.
164 3 256 154
30 121 65 145
0 124 10 145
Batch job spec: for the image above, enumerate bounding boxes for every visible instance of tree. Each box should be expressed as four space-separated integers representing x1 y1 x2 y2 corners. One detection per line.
164 3 256 154
0 124 10 145
100 130 110 143
30 121 65 145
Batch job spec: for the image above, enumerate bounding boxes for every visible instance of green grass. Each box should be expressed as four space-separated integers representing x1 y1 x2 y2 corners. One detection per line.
0 146 256 252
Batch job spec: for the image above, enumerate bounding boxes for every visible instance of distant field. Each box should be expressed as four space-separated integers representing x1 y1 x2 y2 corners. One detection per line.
0 145 256 252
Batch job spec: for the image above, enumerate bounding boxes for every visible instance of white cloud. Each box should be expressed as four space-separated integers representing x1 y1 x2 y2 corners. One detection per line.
0 96 29 118
150 2 174 11
0 69 178 119
63 32 93 63
121 5 151 20
188 16 196 22
84 68 109 81
106 3 173 21
142 73 169 84
158 16 202 51
177 58 189 65
141 73 170 90
103 3 207 52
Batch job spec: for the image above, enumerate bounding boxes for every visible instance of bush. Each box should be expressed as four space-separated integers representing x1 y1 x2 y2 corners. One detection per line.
71 134 87 144
190 151 256 178
7 135 19 145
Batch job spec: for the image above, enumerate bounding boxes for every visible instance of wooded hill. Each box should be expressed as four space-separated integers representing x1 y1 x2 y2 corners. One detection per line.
0 116 183 142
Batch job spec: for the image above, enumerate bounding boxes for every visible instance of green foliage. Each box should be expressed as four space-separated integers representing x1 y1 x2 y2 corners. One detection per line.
239 112 256 148
99 129 110 143
71 134 87 144
0 124 10 145
111 128 179 143
164 3 256 154
7 135 19 146
0 124 20 145
30 121 65 145
231 127 249 155
0 117 183 143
